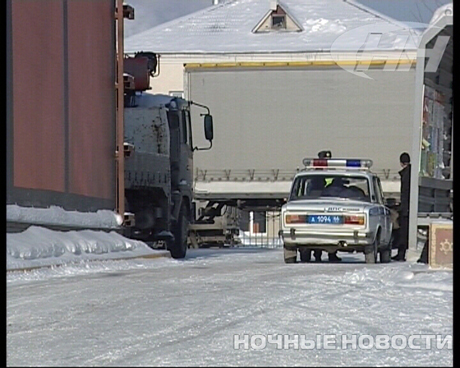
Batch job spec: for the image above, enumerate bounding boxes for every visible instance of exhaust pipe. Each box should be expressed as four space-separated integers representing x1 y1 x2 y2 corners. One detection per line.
338 241 348 247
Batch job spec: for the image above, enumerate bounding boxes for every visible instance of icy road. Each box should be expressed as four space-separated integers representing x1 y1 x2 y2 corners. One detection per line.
7 248 452 367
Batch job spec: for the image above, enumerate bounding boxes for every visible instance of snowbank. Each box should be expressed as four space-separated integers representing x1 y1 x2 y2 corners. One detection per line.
7 226 163 271
7 204 123 229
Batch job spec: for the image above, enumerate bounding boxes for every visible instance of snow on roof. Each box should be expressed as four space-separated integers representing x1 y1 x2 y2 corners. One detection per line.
428 2 452 26
133 93 176 108
123 0 213 38
348 0 452 26
125 0 422 54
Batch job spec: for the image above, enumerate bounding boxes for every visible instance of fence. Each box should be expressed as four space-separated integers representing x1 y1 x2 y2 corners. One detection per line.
237 210 283 248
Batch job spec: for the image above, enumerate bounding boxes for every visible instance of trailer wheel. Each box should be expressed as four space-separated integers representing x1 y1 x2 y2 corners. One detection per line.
169 204 189 259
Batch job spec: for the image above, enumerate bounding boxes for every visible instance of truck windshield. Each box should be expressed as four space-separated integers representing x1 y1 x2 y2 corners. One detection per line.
290 174 371 202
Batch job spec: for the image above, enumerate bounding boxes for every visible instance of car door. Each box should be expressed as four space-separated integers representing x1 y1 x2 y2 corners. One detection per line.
373 176 391 244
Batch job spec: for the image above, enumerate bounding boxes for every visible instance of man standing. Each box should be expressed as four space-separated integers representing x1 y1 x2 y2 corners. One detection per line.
392 152 411 261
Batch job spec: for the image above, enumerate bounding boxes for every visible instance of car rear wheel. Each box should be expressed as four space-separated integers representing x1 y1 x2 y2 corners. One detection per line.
284 247 297 263
365 237 379 264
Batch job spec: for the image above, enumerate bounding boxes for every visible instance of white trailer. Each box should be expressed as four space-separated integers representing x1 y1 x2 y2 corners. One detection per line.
184 60 419 246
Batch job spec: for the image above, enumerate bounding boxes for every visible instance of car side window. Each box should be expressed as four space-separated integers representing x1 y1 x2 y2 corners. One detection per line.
373 176 384 204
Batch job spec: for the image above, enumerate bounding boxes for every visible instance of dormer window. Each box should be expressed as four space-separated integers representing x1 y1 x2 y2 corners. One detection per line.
252 1 303 33
272 14 286 29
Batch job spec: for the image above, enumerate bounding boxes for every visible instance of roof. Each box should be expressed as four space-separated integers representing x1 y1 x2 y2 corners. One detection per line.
347 0 452 27
125 0 423 54
428 2 452 26
123 0 213 38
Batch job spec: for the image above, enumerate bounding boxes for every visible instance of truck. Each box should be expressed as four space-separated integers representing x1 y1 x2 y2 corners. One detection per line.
188 200 241 248
122 52 214 258
183 58 417 247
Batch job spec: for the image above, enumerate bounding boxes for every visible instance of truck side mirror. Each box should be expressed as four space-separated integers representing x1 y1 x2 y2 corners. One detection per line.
204 114 213 141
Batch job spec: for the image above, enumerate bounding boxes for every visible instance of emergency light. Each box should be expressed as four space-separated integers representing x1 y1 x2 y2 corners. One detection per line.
302 158 373 169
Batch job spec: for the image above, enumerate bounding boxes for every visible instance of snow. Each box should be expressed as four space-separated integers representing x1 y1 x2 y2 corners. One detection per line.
7 204 122 229
132 92 176 108
6 225 166 271
124 0 423 54
348 0 452 26
7 247 452 366
123 0 213 38
428 2 453 25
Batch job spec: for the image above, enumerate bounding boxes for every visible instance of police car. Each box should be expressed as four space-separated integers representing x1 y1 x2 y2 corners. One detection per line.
280 158 393 264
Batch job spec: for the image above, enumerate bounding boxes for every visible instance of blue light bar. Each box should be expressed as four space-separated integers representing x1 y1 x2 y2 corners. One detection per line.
346 159 361 167
302 158 373 169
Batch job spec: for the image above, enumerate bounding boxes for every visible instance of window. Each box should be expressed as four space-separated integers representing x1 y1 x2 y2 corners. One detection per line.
290 174 370 201
271 15 286 29
373 177 384 204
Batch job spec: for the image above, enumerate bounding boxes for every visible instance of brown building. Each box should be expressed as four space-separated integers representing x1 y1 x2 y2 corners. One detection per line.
7 0 117 215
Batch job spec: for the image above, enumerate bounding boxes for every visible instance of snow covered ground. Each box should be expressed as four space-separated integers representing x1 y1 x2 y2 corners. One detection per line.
6 226 168 271
7 237 452 366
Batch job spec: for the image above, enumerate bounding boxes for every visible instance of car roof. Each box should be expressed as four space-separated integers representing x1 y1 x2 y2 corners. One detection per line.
294 169 375 179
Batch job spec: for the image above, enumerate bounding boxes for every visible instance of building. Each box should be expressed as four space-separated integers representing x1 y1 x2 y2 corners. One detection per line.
7 0 122 231
124 0 446 239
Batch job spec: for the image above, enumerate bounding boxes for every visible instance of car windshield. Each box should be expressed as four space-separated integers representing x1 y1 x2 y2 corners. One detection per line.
290 174 371 202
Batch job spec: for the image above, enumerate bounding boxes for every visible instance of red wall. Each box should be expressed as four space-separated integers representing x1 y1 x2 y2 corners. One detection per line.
9 0 116 209
67 0 115 199
12 0 66 192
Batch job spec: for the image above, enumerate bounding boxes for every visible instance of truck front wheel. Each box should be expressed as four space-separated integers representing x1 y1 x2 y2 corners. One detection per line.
169 204 189 259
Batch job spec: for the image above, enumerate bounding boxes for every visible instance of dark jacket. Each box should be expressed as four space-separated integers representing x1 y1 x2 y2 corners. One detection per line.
399 164 411 217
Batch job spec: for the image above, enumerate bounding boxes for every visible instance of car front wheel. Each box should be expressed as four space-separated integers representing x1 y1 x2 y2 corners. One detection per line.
364 237 379 264
379 244 391 263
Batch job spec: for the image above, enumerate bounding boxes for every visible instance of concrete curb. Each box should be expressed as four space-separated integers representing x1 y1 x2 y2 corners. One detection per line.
7 251 171 273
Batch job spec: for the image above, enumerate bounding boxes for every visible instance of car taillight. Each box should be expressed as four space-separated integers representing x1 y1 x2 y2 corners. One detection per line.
285 214 307 224
344 215 365 225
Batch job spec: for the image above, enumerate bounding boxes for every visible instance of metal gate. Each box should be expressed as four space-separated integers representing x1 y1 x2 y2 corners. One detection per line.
238 210 283 248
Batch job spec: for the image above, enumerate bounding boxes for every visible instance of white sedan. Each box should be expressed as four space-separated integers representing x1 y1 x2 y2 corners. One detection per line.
280 158 393 264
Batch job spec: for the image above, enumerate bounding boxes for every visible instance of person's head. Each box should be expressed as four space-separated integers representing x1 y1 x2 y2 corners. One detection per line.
318 150 332 159
399 152 411 167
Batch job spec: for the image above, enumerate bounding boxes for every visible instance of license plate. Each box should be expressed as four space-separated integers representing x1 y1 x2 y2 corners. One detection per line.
307 215 343 224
